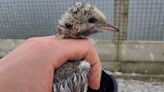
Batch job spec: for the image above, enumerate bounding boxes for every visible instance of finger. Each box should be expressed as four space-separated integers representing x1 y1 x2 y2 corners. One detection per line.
47 39 102 90
86 47 102 90
60 40 102 89
53 40 89 68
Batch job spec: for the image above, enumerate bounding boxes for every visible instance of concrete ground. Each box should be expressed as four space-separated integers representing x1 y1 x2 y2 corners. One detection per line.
117 79 164 92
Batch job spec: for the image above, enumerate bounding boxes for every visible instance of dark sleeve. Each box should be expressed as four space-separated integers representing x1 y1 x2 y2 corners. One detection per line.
87 70 118 92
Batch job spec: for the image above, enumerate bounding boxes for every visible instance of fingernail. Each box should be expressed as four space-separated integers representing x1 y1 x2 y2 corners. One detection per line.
89 78 100 90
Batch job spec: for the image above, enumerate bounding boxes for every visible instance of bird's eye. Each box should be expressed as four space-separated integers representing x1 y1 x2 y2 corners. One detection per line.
88 17 97 23
65 23 73 29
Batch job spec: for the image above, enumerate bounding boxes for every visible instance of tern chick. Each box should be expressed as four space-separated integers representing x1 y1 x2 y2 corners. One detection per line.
53 2 119 92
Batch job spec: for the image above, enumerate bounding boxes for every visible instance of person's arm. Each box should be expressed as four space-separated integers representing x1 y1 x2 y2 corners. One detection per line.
0 36 101 92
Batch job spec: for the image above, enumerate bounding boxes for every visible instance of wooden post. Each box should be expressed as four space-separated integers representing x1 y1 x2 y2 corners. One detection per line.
113 0 129 62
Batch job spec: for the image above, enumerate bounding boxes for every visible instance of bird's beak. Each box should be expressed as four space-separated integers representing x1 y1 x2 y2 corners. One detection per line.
97 22 119 32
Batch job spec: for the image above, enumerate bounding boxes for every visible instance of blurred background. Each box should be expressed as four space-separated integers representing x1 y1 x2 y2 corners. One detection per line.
0 0 164 92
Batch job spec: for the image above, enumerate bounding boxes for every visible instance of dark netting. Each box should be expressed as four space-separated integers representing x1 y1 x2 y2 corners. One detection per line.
0 0 114 39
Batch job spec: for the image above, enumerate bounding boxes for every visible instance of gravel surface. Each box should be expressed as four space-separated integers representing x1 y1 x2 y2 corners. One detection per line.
117 79 164 92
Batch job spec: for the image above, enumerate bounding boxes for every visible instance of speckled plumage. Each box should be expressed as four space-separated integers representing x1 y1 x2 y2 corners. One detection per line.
53 2 119 92
53 61 90 92
57 2 106 39
53 60 90 92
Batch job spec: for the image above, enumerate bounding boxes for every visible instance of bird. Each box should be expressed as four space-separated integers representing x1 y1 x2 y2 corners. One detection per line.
53 2 119 92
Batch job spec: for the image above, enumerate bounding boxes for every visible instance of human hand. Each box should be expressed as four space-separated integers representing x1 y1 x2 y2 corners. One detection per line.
0 36 101 92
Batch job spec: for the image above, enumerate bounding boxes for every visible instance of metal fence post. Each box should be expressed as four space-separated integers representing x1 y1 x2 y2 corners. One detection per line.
113 0 129 63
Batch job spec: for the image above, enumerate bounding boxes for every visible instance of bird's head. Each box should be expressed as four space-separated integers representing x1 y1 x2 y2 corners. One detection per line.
57 2 119 39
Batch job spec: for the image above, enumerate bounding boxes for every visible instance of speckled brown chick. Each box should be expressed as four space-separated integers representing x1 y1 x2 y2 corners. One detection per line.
53 2 119 92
